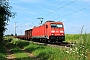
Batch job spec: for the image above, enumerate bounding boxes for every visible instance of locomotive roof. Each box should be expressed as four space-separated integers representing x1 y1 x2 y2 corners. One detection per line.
46 20 55 22
32 20 63 28
42 21 63 26
45 20 62 23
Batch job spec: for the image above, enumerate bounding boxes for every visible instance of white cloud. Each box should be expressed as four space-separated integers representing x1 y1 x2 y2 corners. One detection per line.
10 0 43 3
26 11 35 14
9 0 22 3
62 19 66 22
20 0 44 3
42 8 54 12
79 0 90 2
56 0 90 2
12 5 35 14
25 23 31 26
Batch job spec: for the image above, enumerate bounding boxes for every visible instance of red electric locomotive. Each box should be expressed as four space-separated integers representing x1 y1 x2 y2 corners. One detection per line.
31 21 65 43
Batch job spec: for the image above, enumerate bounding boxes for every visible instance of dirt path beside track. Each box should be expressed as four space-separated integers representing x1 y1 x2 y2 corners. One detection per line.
5 46 16 60
5 45 38 60
20 48 39 60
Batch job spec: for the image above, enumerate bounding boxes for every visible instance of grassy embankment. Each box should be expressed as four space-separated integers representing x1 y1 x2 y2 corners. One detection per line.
0 33 89 60
4 37 75 60
3 34 90 60
4 36 34 60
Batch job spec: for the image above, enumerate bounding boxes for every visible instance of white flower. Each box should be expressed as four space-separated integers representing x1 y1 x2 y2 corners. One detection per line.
65 46 67 48
77 52 78 53
75 47 78 50
81 54 84 56
73 51 75 53
66 51 69 53
70 48 72 51
85 56 87 58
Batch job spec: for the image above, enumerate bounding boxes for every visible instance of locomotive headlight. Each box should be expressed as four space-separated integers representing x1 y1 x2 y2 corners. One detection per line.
60 31 63 33
51 34 54 35
51 30 55 33
61 34 63 35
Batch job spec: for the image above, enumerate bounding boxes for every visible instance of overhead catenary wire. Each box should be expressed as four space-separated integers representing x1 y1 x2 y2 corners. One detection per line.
42 0 77 17
39 0 89 21
54 6 90 19
81 2 89 6
39 0 65 17
44 1 90 20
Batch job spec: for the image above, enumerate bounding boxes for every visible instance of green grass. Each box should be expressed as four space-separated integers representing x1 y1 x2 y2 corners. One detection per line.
0 43 6 60
65 34 80 42
65 34 90 50
11 45 32 60
24 42 77 60
24 34 90 60
4 34 90 60
65 34 90 60
4 37 33 60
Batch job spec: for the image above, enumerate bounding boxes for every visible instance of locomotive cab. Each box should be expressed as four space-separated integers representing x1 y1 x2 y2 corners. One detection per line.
45 21 65 42
50 23 65 42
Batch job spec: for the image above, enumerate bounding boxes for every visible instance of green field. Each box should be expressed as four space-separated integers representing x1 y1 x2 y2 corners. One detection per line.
0 34 90 60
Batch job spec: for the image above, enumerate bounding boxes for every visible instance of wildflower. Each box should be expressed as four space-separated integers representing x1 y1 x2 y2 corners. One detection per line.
77 52 78 53
70 48 72 51
72 51 75 53
66 51 69 53
85 56 87 58
75 47 78 50
65 46 68 48
82 46 84 48
81 54 84 56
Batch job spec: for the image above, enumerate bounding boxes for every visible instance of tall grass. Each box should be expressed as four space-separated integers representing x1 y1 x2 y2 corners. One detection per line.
4 34 90 60
24 43 77 60
77 33 90 60
65 26 90 60
64 33 90 60
0 43 6 60
4 37 33 60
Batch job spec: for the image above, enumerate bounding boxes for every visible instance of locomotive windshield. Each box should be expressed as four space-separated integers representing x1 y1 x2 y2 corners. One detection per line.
51 24 63 28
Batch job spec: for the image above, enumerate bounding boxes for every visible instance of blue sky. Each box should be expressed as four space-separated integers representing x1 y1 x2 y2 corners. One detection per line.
5 0 90 35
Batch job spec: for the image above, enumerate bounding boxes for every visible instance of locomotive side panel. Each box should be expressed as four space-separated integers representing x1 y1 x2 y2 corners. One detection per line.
32 25 45 38
44 23 51 39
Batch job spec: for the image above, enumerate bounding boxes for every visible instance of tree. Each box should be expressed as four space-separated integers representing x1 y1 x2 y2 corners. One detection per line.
0 0 15 43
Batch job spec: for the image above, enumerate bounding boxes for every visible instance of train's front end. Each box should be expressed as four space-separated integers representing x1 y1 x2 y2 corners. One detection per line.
49 22 65 42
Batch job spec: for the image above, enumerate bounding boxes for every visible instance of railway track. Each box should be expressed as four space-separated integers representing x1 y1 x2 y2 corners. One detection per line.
32 41 74 48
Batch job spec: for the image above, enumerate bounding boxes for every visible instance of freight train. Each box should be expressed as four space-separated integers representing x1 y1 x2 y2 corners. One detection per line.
15 21 65 43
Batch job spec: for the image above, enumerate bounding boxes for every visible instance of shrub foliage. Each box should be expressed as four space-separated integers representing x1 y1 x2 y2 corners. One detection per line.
0 0 15 43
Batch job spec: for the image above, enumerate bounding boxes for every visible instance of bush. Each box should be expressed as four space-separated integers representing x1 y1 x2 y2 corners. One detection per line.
0 43 6 60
